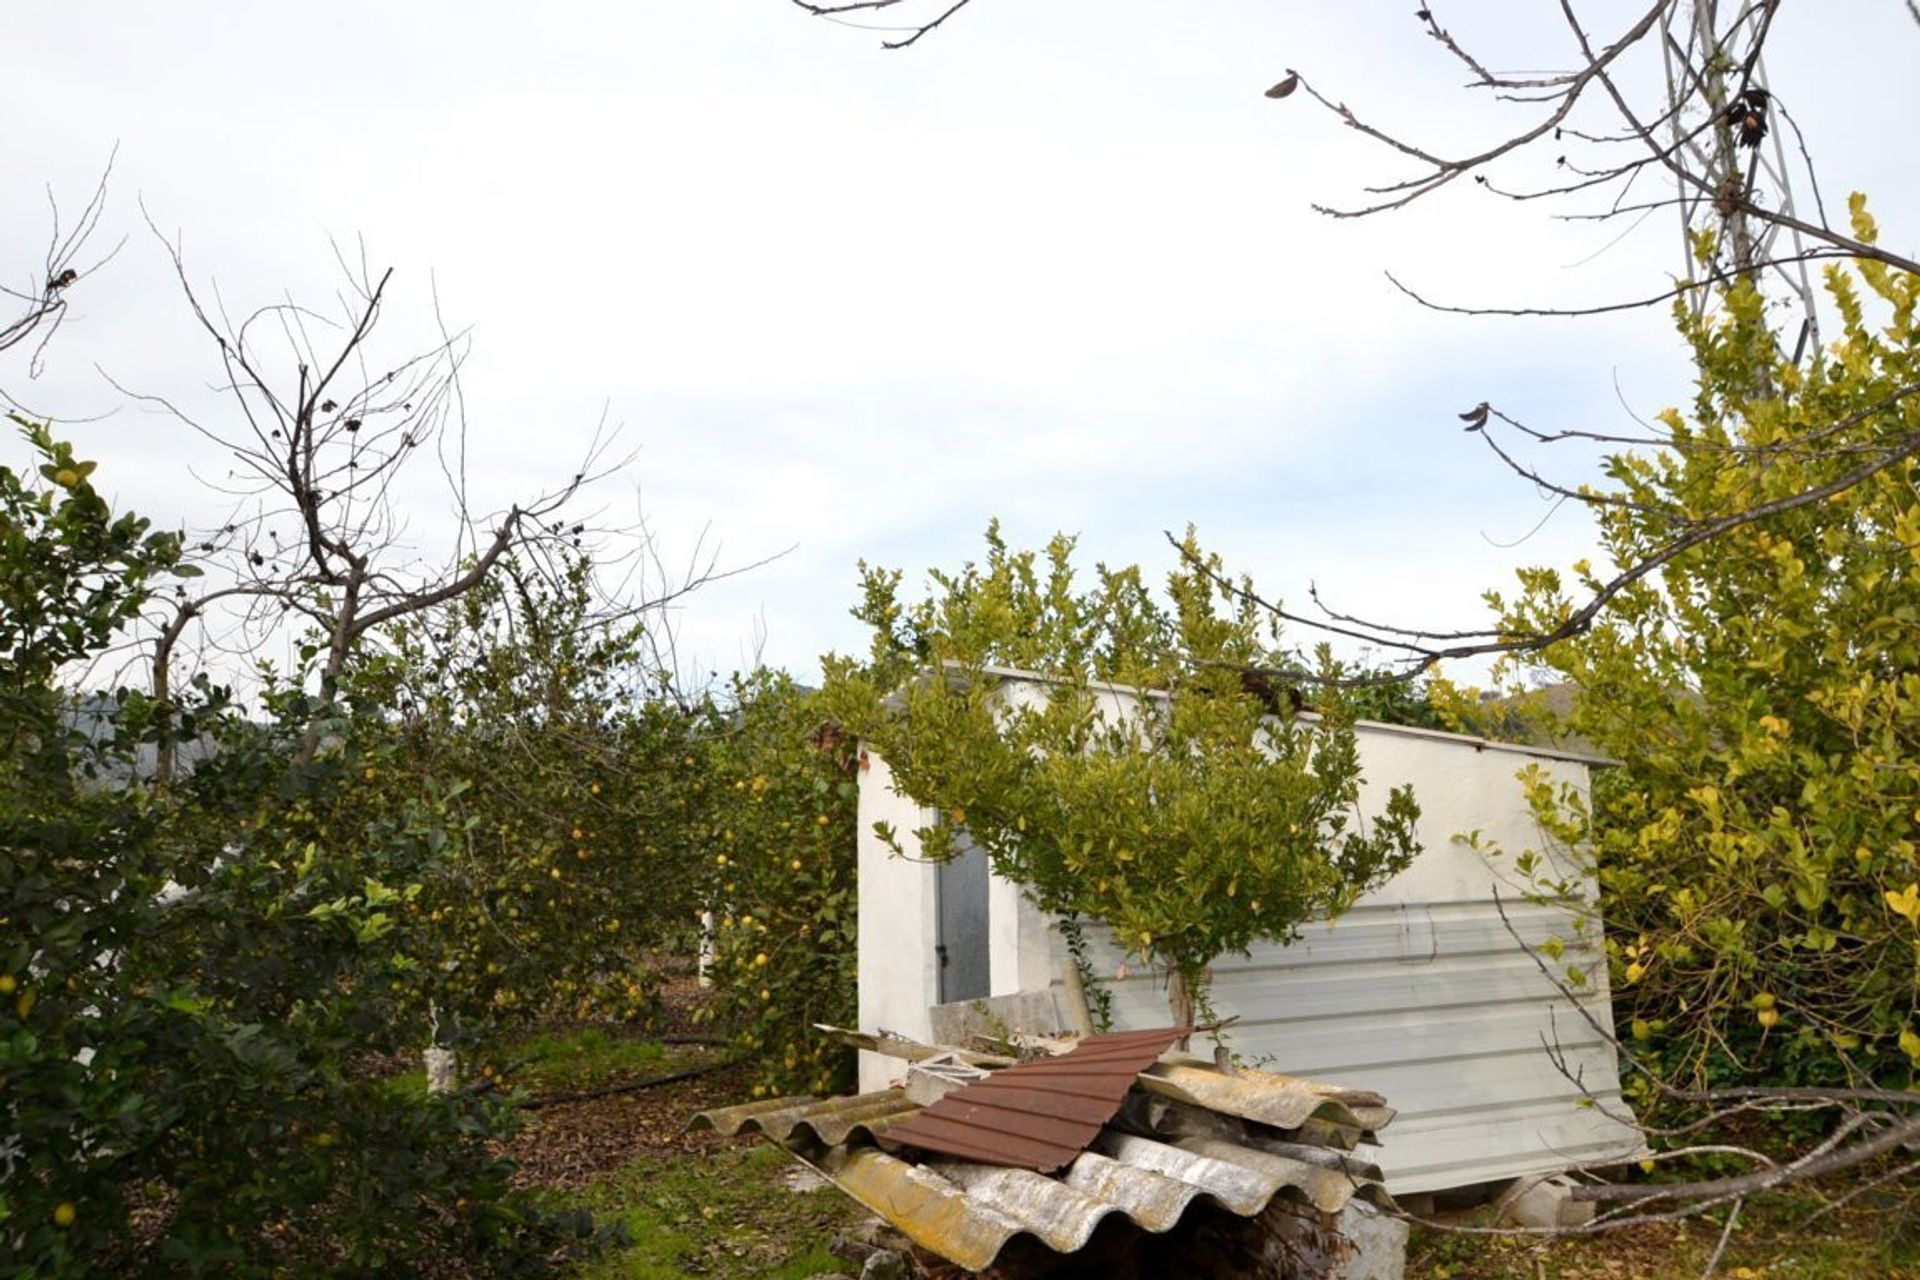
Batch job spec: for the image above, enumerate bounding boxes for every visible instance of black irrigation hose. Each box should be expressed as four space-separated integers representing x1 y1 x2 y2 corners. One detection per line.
515 1056 743 1111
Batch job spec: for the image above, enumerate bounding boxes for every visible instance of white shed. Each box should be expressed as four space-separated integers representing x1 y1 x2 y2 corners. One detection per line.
855 668 1641 1196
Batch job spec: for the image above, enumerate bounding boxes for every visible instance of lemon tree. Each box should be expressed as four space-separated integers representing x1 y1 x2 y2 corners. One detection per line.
698 670 860 1097
0 420 604 1276
826 525 1421 1029
1497 199 1920 1089
316 556 716 1041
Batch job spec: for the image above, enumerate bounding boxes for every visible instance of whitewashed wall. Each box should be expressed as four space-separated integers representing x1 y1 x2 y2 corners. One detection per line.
854 674 1641 1194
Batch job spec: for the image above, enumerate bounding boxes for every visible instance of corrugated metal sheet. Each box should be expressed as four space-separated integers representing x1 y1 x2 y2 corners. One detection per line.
877 1027 1186 1172
695 1086 1394 1273
1047 900 1642 1195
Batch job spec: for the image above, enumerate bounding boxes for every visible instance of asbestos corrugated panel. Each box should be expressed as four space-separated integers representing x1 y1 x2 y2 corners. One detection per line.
689 1089 919 1147
1137 1059 1392 1137
877 1027 1186 1171
802 1125 1392 1272
697 1062 1400 1270
1049 900 1642 1195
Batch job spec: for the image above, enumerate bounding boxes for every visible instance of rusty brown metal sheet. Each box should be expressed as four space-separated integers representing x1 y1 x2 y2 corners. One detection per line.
878 1026 1187 1172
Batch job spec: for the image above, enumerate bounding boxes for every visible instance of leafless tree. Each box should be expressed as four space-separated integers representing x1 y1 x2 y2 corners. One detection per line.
1191 1 1920 682
119 227 718 777
5 168 766 783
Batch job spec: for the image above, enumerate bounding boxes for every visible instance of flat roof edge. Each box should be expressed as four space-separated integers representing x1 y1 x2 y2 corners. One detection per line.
926 660 1618 768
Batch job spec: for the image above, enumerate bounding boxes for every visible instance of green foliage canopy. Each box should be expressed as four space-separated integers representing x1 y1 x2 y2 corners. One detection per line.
1498 196 1920 1088
0 421 600 1277
825 525 1421 1016
696 670 860 1098
325 555 714 1035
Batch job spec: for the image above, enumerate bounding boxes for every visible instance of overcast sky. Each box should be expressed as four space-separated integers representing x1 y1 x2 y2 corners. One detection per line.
7 1 1919 690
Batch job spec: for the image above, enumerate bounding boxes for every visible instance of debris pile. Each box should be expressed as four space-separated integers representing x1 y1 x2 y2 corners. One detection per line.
693 1024 1400 1278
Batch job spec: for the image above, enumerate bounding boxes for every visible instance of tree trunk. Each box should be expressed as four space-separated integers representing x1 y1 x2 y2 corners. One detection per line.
1168 965 1196 1050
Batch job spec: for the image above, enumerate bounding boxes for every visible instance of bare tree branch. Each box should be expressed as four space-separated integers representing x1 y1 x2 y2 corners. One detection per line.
788 0 976 49
1165 369 1920 685
122 231 684 772
0 153 123 380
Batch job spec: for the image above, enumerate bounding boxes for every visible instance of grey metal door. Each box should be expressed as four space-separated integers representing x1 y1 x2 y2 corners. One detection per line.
936 832 990 1003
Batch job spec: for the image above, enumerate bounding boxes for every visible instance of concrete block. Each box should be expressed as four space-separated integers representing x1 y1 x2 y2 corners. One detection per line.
1255 1199 1407 1280
1334 1200 1408 1280
926 989 1062 1047
1495 1172 1596 1229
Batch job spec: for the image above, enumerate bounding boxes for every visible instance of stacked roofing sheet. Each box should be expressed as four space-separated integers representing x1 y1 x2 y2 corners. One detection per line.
877 1027 1187 1171
692 1038 1396 1273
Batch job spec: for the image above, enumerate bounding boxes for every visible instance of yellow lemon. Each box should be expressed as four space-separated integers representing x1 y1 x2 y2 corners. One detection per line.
53 1202 76 1227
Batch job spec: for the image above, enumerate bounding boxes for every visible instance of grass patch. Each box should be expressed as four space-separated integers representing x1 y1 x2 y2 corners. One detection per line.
562 1143 865 1279
384 1027 707 1103
504 1027 683 1094
430 1022 863 1277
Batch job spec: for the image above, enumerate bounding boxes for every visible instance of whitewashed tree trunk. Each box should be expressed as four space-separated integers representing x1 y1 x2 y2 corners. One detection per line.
424 1046 459 1095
